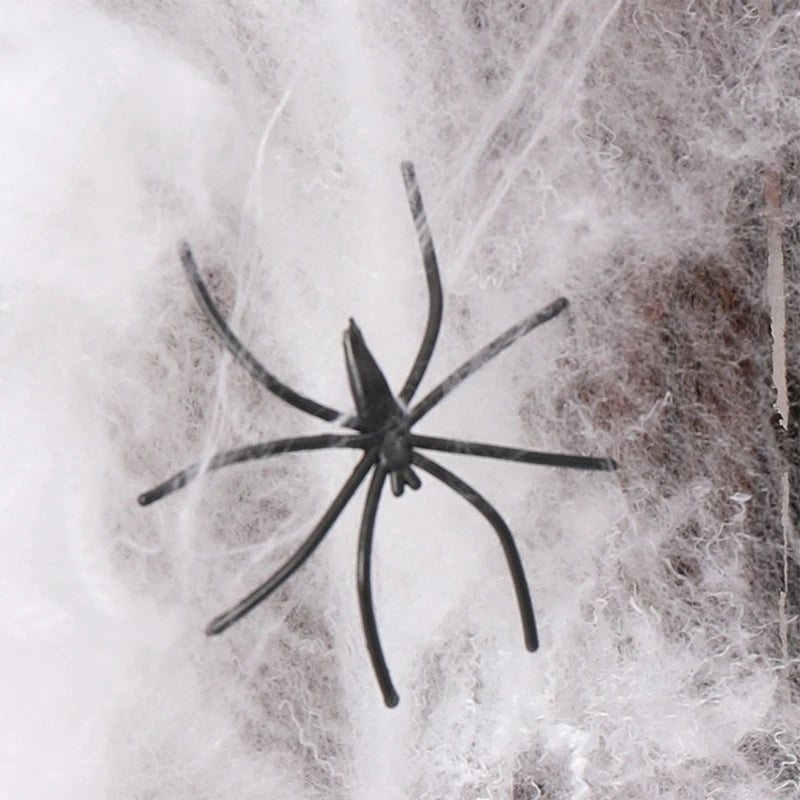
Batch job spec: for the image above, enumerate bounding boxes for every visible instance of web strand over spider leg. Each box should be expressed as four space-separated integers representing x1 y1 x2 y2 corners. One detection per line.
180 243 364 430
398 162 443 405
357 464 398 707
410 434 618 471
408 297 568 425
411 452 539 652
138 433 379 505
205 448 379 635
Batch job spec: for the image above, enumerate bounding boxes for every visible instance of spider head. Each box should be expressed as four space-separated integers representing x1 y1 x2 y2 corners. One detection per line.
379 420 421 497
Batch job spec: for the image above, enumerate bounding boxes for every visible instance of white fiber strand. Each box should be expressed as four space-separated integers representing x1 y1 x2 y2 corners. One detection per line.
3 1 800 798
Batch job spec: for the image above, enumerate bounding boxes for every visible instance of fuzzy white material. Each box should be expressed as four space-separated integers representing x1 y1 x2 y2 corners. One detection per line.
2 1 799 797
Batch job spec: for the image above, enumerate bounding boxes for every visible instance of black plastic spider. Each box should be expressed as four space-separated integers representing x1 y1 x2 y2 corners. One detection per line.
139 162 617 707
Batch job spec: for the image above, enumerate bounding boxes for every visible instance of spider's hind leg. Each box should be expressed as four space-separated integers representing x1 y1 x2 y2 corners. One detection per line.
398 162 443 405
179 243 362 429
409 297 568 425
409 434 618 472
138 432 378 505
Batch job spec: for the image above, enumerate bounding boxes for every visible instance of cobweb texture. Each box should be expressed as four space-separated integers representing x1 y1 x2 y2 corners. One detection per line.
3 1 800 797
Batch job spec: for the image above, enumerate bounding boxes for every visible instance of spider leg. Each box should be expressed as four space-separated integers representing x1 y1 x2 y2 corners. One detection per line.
410 434 618 471
138 433 379 505
408 297 568 425
179 243 364 430
397 162 443 405
357 464 399 707
410 451 539 652
205 448 379 635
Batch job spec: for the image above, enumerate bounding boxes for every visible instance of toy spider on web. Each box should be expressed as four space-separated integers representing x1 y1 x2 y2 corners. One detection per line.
139 162 617 707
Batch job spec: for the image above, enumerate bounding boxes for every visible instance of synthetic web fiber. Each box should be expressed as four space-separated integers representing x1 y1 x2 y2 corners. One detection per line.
2 0 800 797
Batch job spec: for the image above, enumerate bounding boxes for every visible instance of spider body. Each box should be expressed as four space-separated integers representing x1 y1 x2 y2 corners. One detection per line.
345 318 418 495
140 162 617 707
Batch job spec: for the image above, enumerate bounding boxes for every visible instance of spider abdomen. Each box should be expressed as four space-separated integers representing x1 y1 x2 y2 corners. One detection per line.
343 318 402 429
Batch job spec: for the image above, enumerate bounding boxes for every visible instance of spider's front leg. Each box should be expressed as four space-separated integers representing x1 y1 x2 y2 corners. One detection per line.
357 463 398 706
206 448 379 635
411 451 539 652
